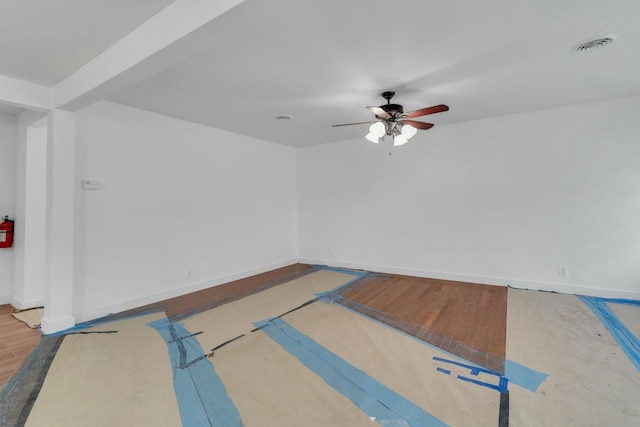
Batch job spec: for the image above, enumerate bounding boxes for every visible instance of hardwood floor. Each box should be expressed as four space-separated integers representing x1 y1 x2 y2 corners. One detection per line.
0 263 508 389
343 273 508 360
120 263 316 321
0 264 315 391
0 305 42 387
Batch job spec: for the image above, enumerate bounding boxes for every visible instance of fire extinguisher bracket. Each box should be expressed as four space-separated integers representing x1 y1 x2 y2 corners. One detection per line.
0 215 15 248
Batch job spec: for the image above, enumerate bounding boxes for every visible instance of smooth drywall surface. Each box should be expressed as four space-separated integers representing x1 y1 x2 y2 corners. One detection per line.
42 110 78 334
75 101 297 320
0 114 16 303
298 95 640 298
11 110 47 308
21 125 47 307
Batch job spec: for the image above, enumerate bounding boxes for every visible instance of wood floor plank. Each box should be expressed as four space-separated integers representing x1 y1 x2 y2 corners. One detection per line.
120 263 315 321
343 274 508 360
0 306 42 386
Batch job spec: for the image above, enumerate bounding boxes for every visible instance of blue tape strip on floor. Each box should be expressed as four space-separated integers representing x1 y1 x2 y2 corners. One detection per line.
579 296 640 373
503 360 547 392
255 317 448 427
317 290 548 392
433 356 508 393
148 318 242 427
315 265 369 277
598 298 640 308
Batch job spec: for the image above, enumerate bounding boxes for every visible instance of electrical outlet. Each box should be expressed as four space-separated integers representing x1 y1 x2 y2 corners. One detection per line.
186 269 192 279
558 265 569 277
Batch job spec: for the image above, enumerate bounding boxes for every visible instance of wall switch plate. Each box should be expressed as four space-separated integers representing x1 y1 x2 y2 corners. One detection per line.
81 179 102 190
558 265 569 277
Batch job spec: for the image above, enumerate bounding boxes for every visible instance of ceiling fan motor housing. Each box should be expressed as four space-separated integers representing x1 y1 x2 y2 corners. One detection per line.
379 103 404 118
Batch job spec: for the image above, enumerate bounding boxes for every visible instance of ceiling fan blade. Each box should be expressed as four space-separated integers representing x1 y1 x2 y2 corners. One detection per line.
404 104 449 118
332 121 375 127
404 120 434 130
366 106 391 119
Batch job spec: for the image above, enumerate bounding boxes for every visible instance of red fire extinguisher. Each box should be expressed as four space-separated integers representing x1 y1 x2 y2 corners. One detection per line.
0 216 14 248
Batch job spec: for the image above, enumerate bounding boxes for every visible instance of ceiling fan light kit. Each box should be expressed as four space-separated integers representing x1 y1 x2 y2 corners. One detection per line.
333 91 449 148
365 121 386 143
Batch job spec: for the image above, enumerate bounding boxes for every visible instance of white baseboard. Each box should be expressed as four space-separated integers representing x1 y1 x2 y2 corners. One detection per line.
74 257 639 324
75 258 299 323
504 278 640 300
10 296 45 310
41 316 76 335
297 258 640 300
0 294 10 305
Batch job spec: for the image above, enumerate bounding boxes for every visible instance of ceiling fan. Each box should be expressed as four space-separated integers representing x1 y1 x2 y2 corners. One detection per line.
332 91 449 146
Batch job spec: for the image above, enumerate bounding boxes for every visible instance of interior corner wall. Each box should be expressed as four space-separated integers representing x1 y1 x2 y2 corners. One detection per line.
0 114 16 304
75 101 297 321
297 95 640 299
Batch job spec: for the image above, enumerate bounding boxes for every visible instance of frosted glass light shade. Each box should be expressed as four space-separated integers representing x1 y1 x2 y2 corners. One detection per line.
365 121 385 143
393 135 408 146
394 124 417 146
401 124 418 139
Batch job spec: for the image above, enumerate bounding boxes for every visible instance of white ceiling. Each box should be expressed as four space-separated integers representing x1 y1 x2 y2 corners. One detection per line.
2 1 640 147
0 0 175 85
0 103 24 116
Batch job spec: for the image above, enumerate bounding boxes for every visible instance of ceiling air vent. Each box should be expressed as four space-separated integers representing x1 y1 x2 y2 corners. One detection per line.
576 36 616 53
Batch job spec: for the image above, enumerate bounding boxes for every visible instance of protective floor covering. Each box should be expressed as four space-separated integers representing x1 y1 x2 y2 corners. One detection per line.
12 308 44 329
4 267 640 426
264 302 499 425
506 290 640 426
182 269 359 353
24 312 181 427
610 302 640 341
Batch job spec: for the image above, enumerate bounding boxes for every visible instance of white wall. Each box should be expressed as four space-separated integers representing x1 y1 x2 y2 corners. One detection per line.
74 101 297 320
11 112 48 310
0 114 16 303
21 125 48 307
298 95 640 298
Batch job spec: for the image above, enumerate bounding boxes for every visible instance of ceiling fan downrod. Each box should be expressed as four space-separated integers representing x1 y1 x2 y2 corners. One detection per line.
378 91 404 118
381 91 395 103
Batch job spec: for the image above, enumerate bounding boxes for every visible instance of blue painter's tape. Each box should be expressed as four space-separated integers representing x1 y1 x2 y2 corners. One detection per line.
436 367 452 375
504 360 548 392
433 356 481 371
314 268 373 296
433 357 509 393
597 298 640 307
148 318 242 427
456 375 508 393
316 291 336 302
318 290 549 393
580 296 640 373
255 317 448 427
314 265 369 277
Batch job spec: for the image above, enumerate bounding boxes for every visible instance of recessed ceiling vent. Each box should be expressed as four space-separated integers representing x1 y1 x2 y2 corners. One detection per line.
576 36 616 53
